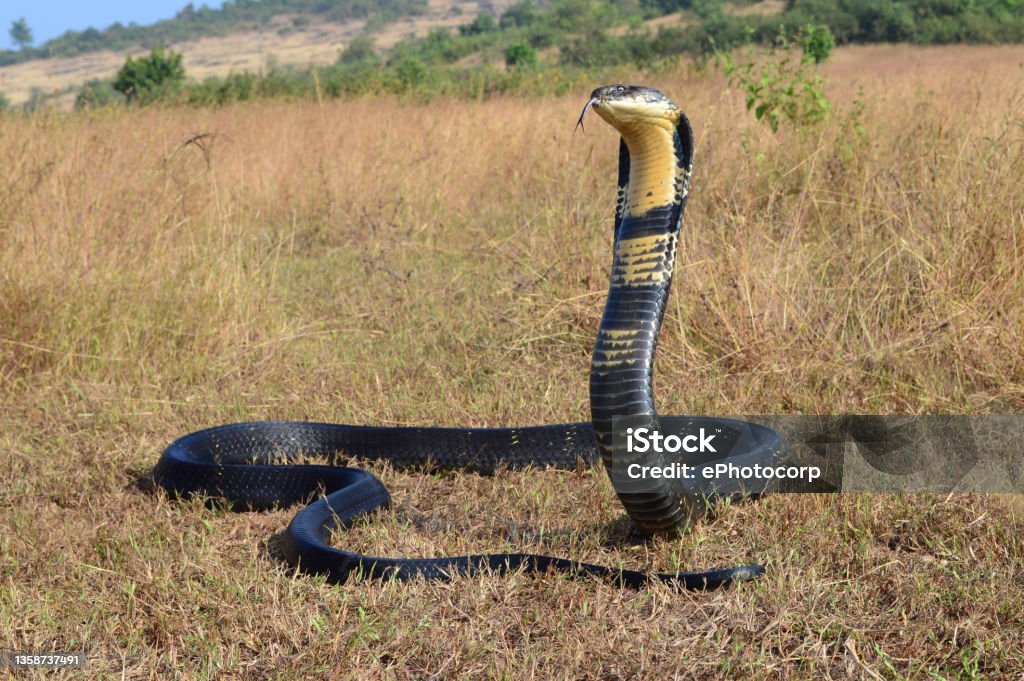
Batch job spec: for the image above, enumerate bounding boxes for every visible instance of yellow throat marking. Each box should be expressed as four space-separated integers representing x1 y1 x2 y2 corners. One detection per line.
619 115 680 217
597 99 688 288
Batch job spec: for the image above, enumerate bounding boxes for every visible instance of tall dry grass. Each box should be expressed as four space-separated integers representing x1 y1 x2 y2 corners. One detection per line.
1 44 1023 678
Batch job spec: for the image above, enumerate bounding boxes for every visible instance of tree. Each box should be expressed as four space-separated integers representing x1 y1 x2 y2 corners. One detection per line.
9 17 33 50
113 46 186 103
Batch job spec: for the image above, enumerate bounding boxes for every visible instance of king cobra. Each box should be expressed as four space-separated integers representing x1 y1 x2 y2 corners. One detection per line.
154 85 787 590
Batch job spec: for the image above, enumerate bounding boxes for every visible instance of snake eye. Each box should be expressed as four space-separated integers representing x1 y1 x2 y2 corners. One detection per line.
616 86 626 94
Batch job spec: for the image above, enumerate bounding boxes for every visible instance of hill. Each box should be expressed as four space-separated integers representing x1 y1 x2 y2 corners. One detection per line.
1 0 1022 108
0 0 497 107
0 0 433 66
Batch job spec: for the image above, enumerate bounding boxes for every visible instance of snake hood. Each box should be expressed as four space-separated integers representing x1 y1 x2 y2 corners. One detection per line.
579 84 690 220
579 85 682 133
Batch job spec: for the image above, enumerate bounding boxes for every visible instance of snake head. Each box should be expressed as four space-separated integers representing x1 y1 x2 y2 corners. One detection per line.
578 85 680 134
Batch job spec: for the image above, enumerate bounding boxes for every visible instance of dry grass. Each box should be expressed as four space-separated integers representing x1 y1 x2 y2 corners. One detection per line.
1 44 1023 679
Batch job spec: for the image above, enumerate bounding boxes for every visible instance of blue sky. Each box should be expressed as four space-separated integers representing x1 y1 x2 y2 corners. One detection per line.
4 1 226 47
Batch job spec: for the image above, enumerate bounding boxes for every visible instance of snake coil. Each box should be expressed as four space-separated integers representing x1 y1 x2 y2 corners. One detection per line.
154 85 786 590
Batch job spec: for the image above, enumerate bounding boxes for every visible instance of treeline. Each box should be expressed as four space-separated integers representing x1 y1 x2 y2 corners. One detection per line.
0 0 426 67
400 0 1024 67
694 0 1024 49
310 0 1024 73
72 41 628 109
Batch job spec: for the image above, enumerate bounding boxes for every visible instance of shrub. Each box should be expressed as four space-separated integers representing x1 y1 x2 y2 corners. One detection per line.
800 23 834 63
338 35 380 66
500 1 541 28
113 46 186 103
460 12 498 35
394 56 429 88
504 42 538 68
722 38 832 132
74 79 125 109
421 28 463 63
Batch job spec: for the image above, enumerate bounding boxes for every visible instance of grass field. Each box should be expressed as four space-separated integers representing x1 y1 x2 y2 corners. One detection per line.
2 44 1023 679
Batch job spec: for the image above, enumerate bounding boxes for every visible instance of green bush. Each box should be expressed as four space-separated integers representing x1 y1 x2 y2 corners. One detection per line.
394 56 430 88
800 23 835 62
460 12 498 35
74 79 125 109
723 39 832 132
0 90 9 111
500 1 541 28
421 28 464 63
338 35 380 66
113 46 186 103
504 42 538 68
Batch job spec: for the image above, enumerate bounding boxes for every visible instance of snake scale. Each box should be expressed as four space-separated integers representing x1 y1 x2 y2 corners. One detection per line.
154 85 786 590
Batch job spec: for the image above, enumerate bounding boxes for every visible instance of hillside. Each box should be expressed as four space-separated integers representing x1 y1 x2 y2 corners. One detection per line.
1 0 1022 108
0 0 501 107
0 0 433 66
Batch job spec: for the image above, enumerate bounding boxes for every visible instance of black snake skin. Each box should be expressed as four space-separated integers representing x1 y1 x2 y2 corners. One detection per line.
154 86 782 589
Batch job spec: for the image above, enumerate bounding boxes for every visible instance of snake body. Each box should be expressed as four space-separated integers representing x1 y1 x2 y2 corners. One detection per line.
154 85 786 589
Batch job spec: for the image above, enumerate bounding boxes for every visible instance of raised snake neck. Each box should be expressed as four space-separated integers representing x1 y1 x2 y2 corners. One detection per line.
590 90 699 535
153 87 775 590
